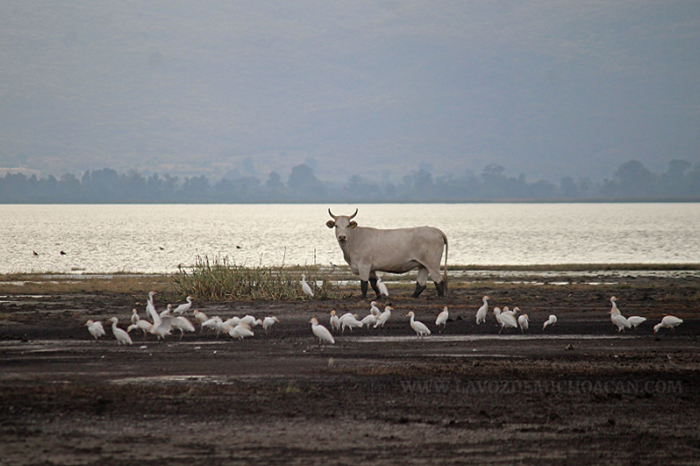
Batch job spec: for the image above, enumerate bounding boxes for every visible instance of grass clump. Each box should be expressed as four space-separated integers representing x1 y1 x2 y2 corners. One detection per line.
173 256 347 302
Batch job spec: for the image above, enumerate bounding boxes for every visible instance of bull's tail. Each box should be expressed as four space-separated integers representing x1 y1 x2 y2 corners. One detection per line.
441 231 448 293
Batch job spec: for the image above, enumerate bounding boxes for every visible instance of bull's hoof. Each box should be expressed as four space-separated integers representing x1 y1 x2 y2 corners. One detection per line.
411 283 427 298
435 281 445 297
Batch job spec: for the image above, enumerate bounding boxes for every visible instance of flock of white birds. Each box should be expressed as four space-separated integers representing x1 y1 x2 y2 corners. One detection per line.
85 282 686 346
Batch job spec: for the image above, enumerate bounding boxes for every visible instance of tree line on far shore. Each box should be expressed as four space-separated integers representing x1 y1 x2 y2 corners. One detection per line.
0 159 699 203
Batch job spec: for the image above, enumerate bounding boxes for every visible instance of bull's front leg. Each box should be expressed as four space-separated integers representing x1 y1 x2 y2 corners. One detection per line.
412 267 429 298
358 263 373 299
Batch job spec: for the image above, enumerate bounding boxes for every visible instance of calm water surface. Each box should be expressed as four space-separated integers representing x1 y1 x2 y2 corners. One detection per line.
1 203 699 274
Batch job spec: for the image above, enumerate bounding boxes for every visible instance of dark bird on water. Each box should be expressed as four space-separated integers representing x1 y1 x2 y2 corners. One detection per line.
60 250 67 255
33 251 38 256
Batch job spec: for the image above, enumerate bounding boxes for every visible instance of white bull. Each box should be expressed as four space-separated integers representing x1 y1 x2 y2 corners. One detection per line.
326 209 448 298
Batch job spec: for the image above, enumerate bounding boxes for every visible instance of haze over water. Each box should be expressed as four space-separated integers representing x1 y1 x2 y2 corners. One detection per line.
1 203 699 274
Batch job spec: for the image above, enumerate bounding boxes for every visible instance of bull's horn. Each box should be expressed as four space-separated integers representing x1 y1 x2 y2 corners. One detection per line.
349 208 358 220
328 208 337 220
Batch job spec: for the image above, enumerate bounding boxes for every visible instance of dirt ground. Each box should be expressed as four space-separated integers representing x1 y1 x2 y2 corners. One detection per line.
1 271 699 465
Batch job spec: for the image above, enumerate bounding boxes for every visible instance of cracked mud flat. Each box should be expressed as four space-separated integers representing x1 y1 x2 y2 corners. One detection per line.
1 273 699 465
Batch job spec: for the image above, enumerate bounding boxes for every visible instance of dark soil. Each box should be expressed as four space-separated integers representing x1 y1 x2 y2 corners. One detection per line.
1 273 699 465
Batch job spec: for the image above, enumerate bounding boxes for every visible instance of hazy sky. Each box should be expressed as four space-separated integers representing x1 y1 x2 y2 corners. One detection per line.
1 1 699 183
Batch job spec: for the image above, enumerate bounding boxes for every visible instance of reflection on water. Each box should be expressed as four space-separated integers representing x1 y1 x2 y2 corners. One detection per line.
1 203 699 273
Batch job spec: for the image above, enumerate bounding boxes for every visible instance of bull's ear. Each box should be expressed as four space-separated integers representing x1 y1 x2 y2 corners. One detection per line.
349 221 358 228
326 220 335 229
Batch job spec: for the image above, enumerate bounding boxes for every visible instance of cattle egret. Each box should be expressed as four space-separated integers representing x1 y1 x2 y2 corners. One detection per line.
360 312 378 327
172 316 196 338
653 315 683 333
609 311 631 332
226 323 254 340
377 276 389 296
627 316 647 329
494 307 517 333
310 317 335 344
542 314 557 330
406 311 431 337
340 313 363 332
370 301 381 316
109 317 133 345
262 316 280 333
435 306 449 330
130 309 140 325
326 209 448 298
241 315 259 326
149 315 175 339
160 304 173 317
201 316 223 332
374 306 392 328
193 310 208 329
518 314 529 332
85 320 106 340
329 310 341 332
146 291 159 323
503 306 519 319
301 274 314 298
127 319 152 338
172 296 193 315
476 296 489 325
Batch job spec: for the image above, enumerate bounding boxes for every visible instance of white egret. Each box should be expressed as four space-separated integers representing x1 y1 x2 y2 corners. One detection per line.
406 311 431 337
329 310 341 332
377 276 389 296
374 306 393 328
518 314 529 332
301 274 314 298
130 309 140 325
370 301 381 316
172 296 193 315
627 316 647 329
435 306 449 330
262 316 280 333
85 320 106 340
476 296 489 325
653 315 683 333
310 317 335 344
542 314 558 330
109 317 133 345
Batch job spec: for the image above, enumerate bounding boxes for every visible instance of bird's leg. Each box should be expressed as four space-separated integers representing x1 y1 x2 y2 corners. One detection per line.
411 282 427 298
368 278 381 297
360 280 369 299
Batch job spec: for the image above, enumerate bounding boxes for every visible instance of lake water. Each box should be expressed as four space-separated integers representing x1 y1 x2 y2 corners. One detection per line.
1 203 699 274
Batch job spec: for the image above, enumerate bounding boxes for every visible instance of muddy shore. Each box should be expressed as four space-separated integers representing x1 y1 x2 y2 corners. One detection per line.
1 271 699 465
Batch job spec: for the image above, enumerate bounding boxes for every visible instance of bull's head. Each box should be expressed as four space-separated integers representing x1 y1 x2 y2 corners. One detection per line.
326 208 358 242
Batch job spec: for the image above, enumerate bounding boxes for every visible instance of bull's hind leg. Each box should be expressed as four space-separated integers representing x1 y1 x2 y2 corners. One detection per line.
368 273 381 298
427 265 446 297
412 267 429 298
